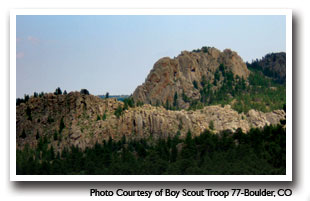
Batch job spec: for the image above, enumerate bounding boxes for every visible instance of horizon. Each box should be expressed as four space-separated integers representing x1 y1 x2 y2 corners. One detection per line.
16 49 286 99
16 15 286 98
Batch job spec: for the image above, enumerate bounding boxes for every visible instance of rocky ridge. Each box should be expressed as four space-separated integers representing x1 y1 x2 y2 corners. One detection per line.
16 92 285 151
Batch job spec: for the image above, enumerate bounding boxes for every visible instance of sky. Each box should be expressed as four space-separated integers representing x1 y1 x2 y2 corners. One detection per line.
16 15 286 98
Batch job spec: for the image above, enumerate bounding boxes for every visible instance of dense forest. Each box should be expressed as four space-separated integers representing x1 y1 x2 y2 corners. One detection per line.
17 123 286 175
246 52 286 84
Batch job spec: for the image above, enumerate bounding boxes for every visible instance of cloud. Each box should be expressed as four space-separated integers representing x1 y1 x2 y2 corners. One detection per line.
27 36 40 44
16 52 24 59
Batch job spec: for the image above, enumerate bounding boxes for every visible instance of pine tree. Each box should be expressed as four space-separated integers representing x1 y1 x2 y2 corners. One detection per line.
173 92 178 109
36 131 40 140
102 112 107 120
54 87 62 95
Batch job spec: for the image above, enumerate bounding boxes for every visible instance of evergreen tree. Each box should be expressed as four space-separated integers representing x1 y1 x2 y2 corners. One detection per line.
173 92 178 109
102 112 107 120
26 106 32 121
53 131 58 141
36 131 40 140
193 80 198 89
59 117 65 133
20 129 27 139
80 89 90 95
54 87 62 95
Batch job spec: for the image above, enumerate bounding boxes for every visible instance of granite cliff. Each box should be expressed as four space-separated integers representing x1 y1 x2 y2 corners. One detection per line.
132 47 250 109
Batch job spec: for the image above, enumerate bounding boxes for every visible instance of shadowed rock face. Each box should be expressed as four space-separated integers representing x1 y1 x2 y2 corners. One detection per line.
132 48 250 108
16 93 285 151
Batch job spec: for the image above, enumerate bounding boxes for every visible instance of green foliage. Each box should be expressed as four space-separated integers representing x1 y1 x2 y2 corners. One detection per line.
26 106 32 121
16 124 286 175
80 89 90 95
47 115 54 123
192 46 213 53
36 131 40 140
123 97 135 109
182 91 190 103
187 64 286 113
54 87 62 95
136 101 144 107
246 52 286 84
16 98 24 106
209 120 214 130
105 92 109 99
97 115 101 121
188 100 204 110
111 97 136 119
102 112 107 121
114 105 123 118
173 92 178 109
201 46 210 53
201 75 207 87
214 69 220 82
20 129 27 139
193 80 198 89
59 117 65 134
24 94 29 102
53 131 58 141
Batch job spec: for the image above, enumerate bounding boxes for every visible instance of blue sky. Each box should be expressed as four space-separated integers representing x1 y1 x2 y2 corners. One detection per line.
16 15 286 98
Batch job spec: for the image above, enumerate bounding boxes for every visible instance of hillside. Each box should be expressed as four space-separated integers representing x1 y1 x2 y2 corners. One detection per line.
246 52 286 84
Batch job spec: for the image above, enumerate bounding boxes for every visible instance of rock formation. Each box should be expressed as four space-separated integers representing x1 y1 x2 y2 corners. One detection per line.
132 47 250 108
16 92 285 151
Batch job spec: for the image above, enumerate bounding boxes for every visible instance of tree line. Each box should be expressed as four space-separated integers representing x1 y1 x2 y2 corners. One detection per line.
17 123 286 175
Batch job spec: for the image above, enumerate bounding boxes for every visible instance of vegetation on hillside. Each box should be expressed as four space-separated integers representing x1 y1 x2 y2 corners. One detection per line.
17 123 286 175
164 63 285 113
246 52 286 84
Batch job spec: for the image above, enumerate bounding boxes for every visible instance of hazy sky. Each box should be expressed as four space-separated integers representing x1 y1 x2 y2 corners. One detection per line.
16 15 286 98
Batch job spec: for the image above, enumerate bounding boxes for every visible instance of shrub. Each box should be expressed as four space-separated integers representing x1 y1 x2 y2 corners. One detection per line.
209 120 214 130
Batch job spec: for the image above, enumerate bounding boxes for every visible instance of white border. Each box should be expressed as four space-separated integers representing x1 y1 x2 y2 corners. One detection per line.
10 9 292 181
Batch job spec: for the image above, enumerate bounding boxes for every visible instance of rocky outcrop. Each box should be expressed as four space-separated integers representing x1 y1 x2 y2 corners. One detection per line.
16 93 285 151
132 47 250 108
